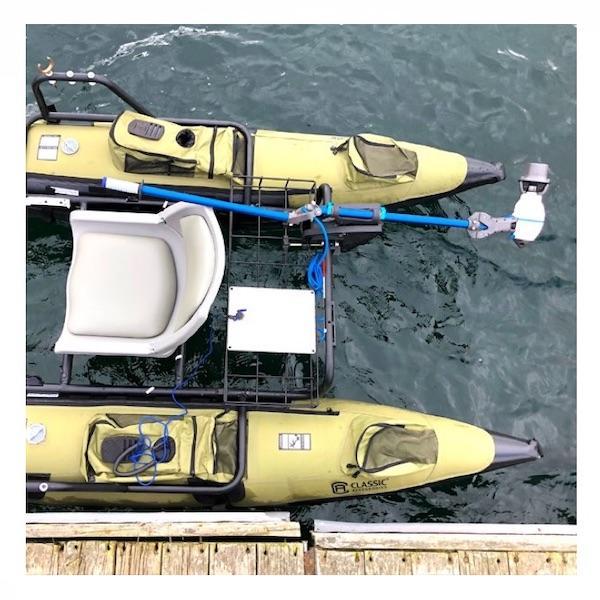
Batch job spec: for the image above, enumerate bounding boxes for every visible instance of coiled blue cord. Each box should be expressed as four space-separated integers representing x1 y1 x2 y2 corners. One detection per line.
130 323 215 486
306 217 329 298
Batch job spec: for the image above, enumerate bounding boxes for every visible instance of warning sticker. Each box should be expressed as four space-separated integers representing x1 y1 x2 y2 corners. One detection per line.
278 433 311 451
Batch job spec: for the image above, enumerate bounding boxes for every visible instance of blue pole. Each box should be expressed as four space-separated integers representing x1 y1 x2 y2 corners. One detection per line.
322 204 471 230
382 212 471 229
102 178 477 230
139 183 290 223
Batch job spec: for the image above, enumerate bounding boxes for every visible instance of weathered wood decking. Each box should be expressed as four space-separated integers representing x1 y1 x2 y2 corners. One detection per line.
310 521 576 575
26 540 306 575
25 513 577 575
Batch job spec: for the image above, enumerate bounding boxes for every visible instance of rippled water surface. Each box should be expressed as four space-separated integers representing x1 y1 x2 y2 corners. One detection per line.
26 25 576 523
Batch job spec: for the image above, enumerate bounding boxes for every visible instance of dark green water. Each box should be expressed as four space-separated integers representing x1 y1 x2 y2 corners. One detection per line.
26 25 576 524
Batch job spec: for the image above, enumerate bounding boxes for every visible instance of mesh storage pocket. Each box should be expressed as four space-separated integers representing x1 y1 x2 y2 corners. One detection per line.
353 423 438 474
353 136 418 179
333 134 418 185
124 153 196 176
211 411 238 481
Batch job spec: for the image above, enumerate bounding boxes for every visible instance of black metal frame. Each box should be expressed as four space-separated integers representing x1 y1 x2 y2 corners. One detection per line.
223 176 335 402
26 177 336 404
31 71 154 119
26 173 337 498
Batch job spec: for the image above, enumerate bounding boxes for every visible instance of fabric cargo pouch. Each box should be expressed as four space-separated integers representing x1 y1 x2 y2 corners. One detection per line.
109 110 236 178
209 411 238 483
332 133 419 187
343 419 438 477
83 413 220 484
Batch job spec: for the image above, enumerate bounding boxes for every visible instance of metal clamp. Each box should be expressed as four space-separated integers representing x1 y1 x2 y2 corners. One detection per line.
288 202 323 225
467 212 515 240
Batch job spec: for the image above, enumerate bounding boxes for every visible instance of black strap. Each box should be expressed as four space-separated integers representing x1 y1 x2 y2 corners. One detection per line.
208 127 218 179
330 138 350 155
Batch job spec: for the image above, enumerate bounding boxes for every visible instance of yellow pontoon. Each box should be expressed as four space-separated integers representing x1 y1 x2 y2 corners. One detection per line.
26 399 541 508
27 71 505 210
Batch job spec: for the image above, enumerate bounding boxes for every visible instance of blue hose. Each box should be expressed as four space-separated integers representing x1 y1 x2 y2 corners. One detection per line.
306 218 329 298
130 324 215 486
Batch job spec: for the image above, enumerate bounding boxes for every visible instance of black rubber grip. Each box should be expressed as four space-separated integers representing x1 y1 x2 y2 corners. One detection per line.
127 119 165 141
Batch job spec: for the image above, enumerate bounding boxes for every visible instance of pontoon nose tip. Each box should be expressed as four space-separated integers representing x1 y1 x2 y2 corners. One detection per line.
485 430 543 472
463 157 506 187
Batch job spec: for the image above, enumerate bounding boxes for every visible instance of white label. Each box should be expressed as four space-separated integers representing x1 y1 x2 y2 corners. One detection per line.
279 433 311 451
50 187 79 197
26 423 46 444
39 135 60 148
37 135 60 161
37 147 58 160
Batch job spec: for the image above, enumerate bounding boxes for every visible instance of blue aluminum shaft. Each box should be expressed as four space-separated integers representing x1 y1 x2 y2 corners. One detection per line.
140 183 290 223
138 184 472 230
324 204 471 229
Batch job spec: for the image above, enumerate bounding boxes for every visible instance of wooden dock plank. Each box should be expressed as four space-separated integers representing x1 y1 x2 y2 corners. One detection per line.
410 551 460 575
257 542 304 575
26 542 60 575
457 551 511 575
25 518 577 576
312 532 576 552
508 551 576 575
364 550 412 575
26 521 300 539
209 542 257 575
27 511 293 524
314 521 575 536
304 547 316 575
315 550 365 575
77 541 116 575
458 550 487 575
55 541 82 575
561 552 577 574
161 542 209 575
115 542 162 575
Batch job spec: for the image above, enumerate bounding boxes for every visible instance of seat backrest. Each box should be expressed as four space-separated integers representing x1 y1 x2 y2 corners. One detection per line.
170 214 217 331
55 202 225 358
157 202 225 351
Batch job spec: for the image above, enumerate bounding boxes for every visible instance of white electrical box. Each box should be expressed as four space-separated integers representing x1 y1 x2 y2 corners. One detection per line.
227 286 316 354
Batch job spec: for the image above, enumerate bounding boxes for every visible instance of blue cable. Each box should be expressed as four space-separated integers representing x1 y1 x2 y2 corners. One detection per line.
129 213 329 483
130 323 215 486
316 315 327 342
307 218 329 298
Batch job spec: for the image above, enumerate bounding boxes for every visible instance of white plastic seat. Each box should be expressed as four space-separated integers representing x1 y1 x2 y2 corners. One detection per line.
54 203 225 358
